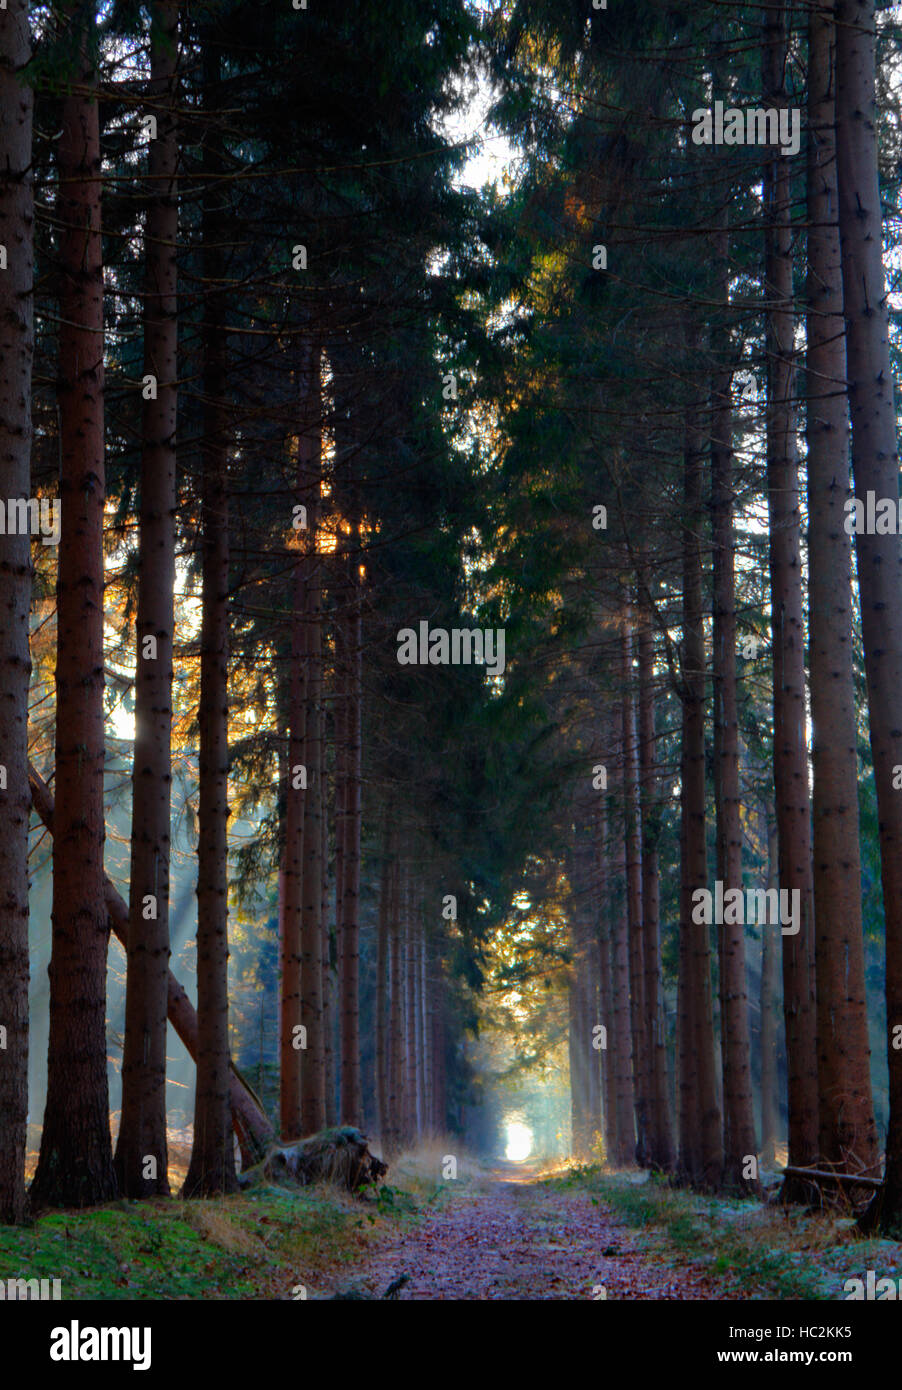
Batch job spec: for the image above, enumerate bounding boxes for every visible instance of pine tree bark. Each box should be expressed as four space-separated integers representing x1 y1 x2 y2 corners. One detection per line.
637 609 675 1172
835 0 902 1224
763 7 820 1193
404 891 418 1144
300 487 325 1133
115 0 178 1198
621 621 649 1165
375 831 391 1142
678 405 723 1189
594 783 618 1163
31 3 117 1209
710 216 758 1191
386 854 404 1154
279 627 306 1138
759 808 780 1166
0 0 33 1226
420 929 432 1134
807 0 878 1177
321 752 336 1128
183 39 237 1197
610 699 636 1165
339 570 362 1123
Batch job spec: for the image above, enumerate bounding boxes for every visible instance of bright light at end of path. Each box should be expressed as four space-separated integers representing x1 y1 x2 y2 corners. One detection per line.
505 1122 533 1162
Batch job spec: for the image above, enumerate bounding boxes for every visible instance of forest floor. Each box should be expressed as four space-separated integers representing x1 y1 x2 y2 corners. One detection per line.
320 1151 902 1300
3 1146 902 1299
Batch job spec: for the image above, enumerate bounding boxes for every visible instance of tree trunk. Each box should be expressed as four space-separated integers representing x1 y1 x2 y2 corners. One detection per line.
420 928 432 1135
610 699 636 1165
386 854 404 1154
710 210 758 1191
183 40 237 1197
31 3 117 1209
279 637 305 1138
376 832 391 1142
115 0 178 1199
339 576 363 1125
835 0 902 1227
763 7 820 1192
405 890 419 1145
679 405 723 1189
760 808 780 1166
621 621 648 1165
0 0 33 1226
321 751 336 1128
596 790 618 1164
300 487 325 1134
637 609 675 1172
807 0 878 1177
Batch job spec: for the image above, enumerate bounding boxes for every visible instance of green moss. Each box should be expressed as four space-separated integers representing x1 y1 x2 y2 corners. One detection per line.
0 1185 383 1300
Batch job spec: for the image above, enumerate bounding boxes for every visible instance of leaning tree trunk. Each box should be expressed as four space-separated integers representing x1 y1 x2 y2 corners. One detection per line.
835 0 902 1228
807 0 878 1178
0 0 33 1226
183 40 237 1197
763 5 820 1196
31 2 117 1210
115 0 178 1199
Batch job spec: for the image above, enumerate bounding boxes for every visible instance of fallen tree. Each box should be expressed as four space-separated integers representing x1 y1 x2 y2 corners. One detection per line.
28 763 274 1167
238 1127 388 1194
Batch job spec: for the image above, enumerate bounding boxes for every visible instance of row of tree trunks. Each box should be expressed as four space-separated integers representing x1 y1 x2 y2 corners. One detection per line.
26 766 274 1165
0 0 34 1226
372 828 445 1154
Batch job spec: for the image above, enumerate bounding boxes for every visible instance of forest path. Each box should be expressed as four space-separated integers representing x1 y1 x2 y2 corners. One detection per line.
343 1166 720 1300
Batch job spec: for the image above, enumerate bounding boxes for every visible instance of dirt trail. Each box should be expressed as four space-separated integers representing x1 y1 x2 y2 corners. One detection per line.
343 1167 722 1300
